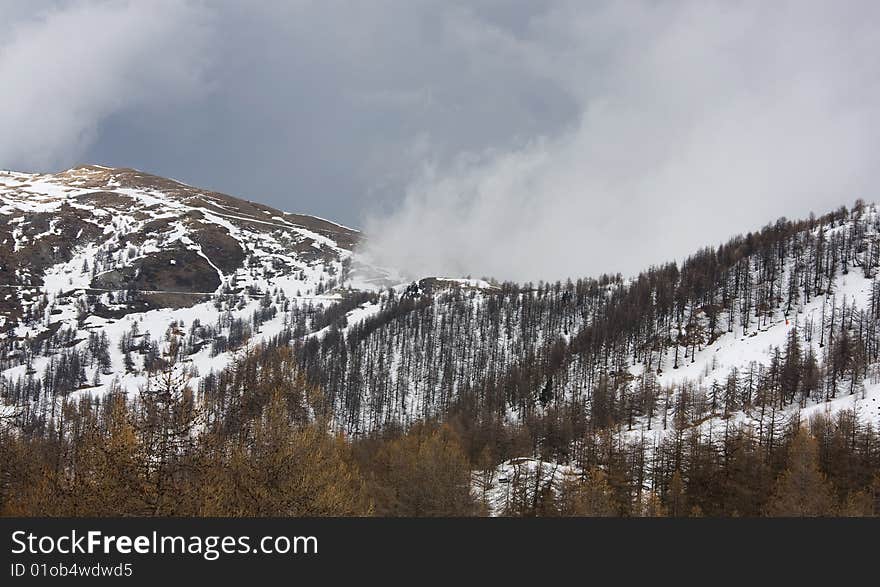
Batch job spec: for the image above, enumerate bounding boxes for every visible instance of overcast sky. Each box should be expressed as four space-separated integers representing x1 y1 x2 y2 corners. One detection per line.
3 1 880 281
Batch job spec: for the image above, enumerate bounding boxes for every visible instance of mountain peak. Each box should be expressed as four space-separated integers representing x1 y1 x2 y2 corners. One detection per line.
0 166 367 332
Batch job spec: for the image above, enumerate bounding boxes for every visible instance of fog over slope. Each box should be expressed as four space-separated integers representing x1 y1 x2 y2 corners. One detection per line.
363 1 880 282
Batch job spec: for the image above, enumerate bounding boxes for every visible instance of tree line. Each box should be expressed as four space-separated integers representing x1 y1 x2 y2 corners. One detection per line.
2 346 878 516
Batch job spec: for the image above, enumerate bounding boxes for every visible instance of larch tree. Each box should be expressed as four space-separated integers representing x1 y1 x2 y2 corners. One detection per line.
765 427 836 517
556 467 616 517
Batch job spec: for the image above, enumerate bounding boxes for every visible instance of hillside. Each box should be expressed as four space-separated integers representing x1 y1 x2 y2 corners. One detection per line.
294 205 880 439
0 165 374 404
2 167 880 516
3 167 880 436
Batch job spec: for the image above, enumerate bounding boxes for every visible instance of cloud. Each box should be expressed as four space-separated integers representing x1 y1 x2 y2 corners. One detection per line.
3 0 879 282
363 0 880 282
0 0 211 170
76 1 579 226
0 1 579 227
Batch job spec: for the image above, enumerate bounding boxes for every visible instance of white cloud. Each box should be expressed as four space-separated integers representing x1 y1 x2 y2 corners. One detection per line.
0 0 211 170
363 0 880 282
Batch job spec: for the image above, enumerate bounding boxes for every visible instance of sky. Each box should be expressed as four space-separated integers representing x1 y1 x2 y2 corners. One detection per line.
2 1 880 282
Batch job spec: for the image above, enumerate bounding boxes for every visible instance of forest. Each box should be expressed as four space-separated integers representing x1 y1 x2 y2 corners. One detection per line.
1 348 878 516
3 202 880 516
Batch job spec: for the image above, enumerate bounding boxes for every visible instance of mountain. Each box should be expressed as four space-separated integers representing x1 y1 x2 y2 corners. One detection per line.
0 164 359 304
0 165 372 403
0 165 499 420
295 205 880 438
2 166 879 516
3 166 880 436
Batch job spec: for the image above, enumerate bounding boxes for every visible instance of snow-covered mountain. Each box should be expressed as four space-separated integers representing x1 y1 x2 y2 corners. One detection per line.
3 165 880 455
0 165 376 401
0 164 360 299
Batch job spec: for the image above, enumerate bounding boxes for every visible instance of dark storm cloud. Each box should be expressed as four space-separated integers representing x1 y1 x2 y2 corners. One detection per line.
1 0 576 227
2 1 880 281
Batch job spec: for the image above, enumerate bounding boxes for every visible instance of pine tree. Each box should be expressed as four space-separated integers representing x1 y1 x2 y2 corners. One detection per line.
200 391 368 516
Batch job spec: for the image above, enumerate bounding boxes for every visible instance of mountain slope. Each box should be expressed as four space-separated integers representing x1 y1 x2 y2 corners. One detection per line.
0 165 370 407
291 203 880 439
0 164 357 298
2 165 880 458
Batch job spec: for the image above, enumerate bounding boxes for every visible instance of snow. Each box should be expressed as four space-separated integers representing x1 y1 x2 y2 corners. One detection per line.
0 165 377 404
473 458 580 516
800 378 880 428
632 270 878 424
3 165 880 457
433 277 498 290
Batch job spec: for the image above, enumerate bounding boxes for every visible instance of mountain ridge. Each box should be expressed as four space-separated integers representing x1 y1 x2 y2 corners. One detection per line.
2 165 879 453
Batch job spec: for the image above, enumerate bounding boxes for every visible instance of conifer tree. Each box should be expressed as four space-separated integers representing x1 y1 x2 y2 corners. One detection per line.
765 428 835 517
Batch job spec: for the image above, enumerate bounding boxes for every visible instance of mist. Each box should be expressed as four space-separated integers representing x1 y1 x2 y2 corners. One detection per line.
363 1 880 282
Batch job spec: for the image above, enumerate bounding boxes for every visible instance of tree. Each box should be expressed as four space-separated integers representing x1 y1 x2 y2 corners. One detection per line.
69 394 147 515
667 469 687 517
780 329 802 404
200 391 368 516
765 428 836 516
556 468 616 516
136 355 200 515
366 423 476 517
